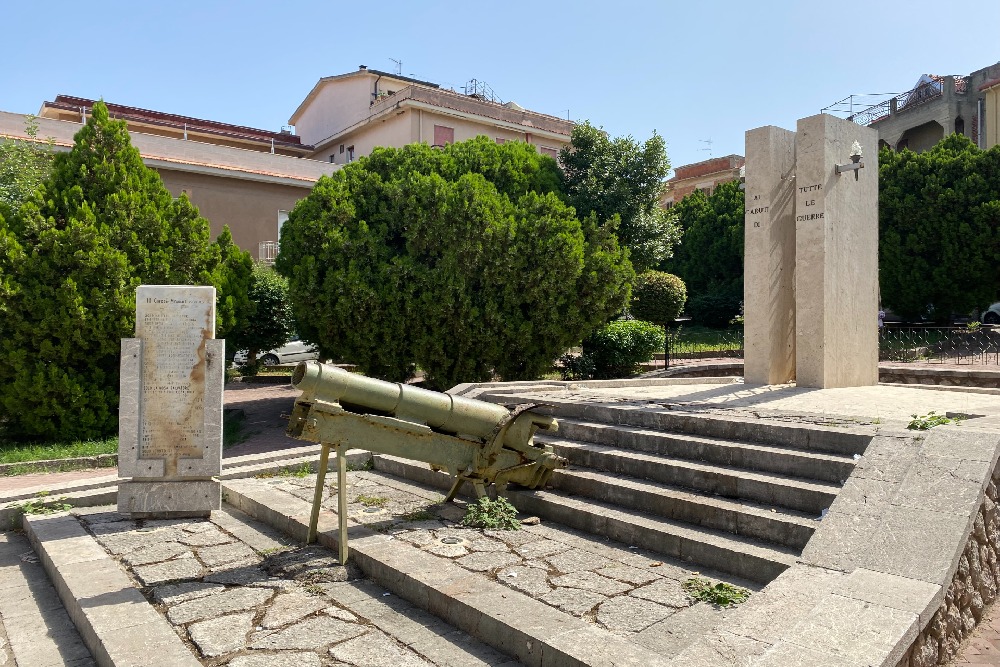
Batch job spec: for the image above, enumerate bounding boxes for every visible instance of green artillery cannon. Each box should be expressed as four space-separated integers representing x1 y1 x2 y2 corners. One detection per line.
286 361 565 560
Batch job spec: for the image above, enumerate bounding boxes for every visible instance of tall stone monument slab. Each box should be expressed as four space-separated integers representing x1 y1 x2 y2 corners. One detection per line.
743 126 797 385
794 114 879 388
118 285 224 517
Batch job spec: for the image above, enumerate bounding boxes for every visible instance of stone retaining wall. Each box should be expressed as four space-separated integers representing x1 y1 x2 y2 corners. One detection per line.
896 466 1000 666
880 365 1000 389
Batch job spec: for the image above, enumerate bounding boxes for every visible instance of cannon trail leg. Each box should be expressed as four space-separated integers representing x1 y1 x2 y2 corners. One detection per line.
307 443 331 544
444 476 464 503
336 443 348 565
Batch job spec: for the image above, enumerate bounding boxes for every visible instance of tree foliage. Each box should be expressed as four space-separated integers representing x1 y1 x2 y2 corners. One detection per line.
276 138 633 389
0 115 54 216
631 271 687 324
0 101 252 440
665 179 744 298
560 121 680 272
226 263 294 367
879 135 1000 321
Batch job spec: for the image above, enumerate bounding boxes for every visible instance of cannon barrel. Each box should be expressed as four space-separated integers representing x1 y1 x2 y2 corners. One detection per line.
292 361 511 440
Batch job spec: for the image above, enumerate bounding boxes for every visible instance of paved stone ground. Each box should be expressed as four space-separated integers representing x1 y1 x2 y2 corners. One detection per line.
69 504 517 666
262 467 755 654
951 614 1000 665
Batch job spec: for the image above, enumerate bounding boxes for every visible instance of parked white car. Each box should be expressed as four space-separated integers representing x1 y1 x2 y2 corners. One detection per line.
233 336 319 366
981 303 1000 325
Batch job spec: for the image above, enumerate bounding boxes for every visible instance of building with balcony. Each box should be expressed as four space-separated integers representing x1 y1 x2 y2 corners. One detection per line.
842 62 1000 152
290 66 574 164
9 71 571 261
660 154 744 208
981 76 1000 150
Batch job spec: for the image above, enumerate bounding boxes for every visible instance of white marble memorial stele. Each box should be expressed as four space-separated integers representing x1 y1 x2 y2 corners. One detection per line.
118 285 224 517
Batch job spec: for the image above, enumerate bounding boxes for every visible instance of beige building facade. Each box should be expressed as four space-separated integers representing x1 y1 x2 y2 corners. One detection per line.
1 110 336 261
660 154 745 208
290 67 574 164
9 72 570 260
982 77 1000 149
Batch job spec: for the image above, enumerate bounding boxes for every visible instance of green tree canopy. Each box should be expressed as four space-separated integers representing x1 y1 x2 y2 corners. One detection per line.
226 263 294 367
0 115 54 217
276 137 633 389
879 135 1000 321
631 271 687 324
0 101 252 439
559 121 679 272
664 179 744 298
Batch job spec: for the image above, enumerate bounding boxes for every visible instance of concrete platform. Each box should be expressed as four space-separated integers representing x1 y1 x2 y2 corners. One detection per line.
457 378 1000 430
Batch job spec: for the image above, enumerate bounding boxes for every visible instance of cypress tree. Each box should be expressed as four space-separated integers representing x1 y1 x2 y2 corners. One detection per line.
0 101 251 440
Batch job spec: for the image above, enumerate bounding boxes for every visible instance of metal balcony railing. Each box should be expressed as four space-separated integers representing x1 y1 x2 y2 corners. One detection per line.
258 241 279 266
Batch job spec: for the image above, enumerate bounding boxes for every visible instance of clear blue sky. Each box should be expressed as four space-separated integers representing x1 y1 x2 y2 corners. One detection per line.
2 1 998 172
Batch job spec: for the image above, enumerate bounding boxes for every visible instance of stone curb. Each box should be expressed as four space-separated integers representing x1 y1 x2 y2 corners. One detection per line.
0 454 118 476
0 446 370 533
22 512 201 667
221 478 673 667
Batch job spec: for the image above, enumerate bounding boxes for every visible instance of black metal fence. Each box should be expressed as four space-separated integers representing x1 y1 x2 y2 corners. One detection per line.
664 328 744 363
879 326 1000 365
658 326 1000 368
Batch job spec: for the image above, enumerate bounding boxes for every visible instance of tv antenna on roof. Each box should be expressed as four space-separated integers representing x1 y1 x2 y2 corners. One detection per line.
389 58 402 75
699 138 714 156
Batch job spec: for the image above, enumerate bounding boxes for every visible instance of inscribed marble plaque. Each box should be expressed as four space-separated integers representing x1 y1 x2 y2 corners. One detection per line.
136 285 216 476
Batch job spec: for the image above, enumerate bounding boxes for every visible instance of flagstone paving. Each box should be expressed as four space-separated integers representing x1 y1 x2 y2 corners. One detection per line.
260 467 755 647
71 505 518 666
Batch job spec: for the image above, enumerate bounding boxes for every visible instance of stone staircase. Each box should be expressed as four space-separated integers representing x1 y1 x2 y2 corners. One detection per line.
378 391 873 585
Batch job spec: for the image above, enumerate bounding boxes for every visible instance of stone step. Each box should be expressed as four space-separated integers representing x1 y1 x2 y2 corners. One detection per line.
479 392 873 457
543 436 839 516
511 489 797 584
0 530 96 667
547 466 817 550
1 486 118 532
553 418 856 484
22 512 203 667
371 455 798 584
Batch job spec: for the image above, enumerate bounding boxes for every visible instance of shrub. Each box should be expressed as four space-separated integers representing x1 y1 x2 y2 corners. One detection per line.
276 138 633 390
583 320 665 379
631 271 686 325
225 263 294 372
557 353 596 381
687 288 743 329
462 497 520 530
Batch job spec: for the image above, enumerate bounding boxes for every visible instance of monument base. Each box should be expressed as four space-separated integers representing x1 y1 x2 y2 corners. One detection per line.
118 479 221 517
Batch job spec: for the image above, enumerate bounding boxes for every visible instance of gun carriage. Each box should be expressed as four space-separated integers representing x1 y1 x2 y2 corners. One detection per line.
286 361 566 561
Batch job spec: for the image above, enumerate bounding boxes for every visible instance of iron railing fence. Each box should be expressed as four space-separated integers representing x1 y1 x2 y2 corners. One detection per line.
847 76 969 127
879 326 1000 364
664 328 744 364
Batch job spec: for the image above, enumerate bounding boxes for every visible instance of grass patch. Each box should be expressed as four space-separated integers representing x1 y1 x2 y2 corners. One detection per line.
907 411 959 430
403 509 436 522
356 494 389 508
682 577 751 607
18 491 73 516
0 436 118 469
